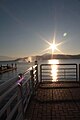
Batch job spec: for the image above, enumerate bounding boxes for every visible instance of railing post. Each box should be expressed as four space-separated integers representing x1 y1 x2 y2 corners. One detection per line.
35 61 38 84
30 69 34 92
35 60 37 65
76 64 77 81
79 64 80 83
40 65 42 82
64 68 66 79
17 75 24 120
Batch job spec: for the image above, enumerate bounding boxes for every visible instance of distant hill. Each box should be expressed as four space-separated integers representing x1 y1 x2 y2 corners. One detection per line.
0 56 15 61
41 54 80 59
17 54 80 62
1 54 80 62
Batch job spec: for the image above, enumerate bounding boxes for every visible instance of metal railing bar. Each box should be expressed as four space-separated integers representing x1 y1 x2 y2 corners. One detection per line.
0 93 17 117
6 100 22 120
0 77 18 94
22 78 30 86
0 83 18 102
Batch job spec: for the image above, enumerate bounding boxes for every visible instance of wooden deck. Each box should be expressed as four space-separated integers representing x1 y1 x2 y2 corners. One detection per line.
25 82 80 120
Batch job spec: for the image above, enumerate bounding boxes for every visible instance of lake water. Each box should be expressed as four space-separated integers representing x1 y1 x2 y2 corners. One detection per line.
39 59 80 64
0 59 80 84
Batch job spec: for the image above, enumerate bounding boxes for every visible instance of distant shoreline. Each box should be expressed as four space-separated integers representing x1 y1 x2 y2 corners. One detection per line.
36 54 80 60
0 54 80 62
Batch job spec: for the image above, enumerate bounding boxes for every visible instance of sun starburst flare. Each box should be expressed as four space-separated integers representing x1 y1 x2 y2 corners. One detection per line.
40 35 65 55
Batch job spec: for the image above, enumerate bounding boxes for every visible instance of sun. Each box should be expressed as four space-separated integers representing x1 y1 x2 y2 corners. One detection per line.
48 38 59 53
50 43 57 52
42 35 64 54
38 32 67 55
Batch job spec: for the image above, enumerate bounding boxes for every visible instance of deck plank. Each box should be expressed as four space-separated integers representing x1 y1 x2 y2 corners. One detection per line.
25 82 80 120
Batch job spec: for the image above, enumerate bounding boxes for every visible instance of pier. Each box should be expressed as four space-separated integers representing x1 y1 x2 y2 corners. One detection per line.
0 63 17 74
0 62 80 120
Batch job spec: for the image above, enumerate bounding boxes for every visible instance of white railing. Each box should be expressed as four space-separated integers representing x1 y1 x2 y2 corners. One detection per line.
0 64 38 120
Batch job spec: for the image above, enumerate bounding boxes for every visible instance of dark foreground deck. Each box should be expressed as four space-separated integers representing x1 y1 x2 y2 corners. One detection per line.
25 82 80 120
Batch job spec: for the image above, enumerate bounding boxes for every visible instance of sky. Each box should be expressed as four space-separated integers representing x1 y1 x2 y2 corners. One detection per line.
0 0 80 58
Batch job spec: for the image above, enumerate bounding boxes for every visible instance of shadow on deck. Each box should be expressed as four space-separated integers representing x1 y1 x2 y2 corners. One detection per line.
25 82 80 120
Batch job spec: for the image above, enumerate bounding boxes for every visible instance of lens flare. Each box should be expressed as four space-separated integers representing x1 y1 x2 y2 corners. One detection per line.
41 34 64 54
38 32 67 55
63 33 67 37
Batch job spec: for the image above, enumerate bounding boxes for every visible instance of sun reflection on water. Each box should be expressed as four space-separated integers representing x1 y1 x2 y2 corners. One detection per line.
48 59 59 82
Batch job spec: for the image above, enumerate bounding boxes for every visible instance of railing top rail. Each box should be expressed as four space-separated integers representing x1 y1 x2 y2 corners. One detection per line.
23 64 37 76
0 83 18 102
0 76 18 94
40 63 77 66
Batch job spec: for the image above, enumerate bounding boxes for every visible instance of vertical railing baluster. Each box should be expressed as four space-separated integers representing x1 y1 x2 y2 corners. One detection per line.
30 69 34 93
76 64 77 81
17 81 24 120
35 62 38 85
40 65 42 82
79 64 80 82
64 68 65 79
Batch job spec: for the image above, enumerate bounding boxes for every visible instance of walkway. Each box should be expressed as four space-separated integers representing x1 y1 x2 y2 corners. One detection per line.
25 82 80 120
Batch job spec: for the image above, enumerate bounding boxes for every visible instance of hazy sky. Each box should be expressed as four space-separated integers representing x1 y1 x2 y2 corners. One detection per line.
0 0 80 57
